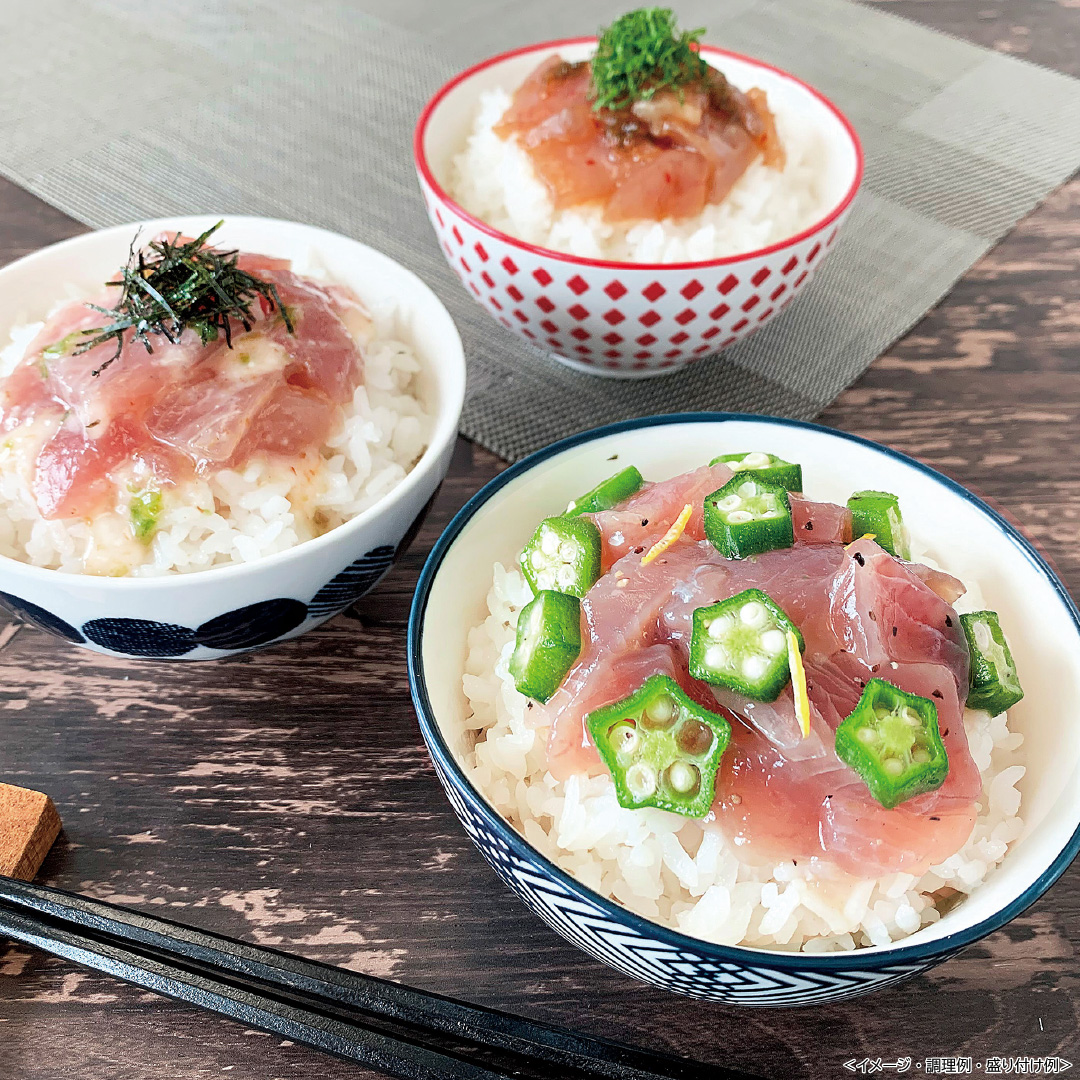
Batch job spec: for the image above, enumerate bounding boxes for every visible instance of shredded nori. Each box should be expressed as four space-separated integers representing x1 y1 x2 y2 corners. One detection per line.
74 221 293 376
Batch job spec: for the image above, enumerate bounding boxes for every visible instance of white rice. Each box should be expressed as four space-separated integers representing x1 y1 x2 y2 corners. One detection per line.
0 270 432 577
449 85 829 263
458 553 1025 953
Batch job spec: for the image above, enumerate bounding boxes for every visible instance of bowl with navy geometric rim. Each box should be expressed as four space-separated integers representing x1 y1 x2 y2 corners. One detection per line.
408 413 1080 1005
414 38 863 379
0 216 465 659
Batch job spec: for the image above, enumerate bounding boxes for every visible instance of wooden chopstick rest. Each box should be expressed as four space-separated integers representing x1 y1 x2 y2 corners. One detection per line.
0 783 61 880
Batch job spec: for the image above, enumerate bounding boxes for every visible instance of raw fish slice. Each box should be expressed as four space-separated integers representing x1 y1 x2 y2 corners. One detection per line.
240 385 340 459
148 373 281 465
604 146 715 222
656 541 847 657
253 265 363 402
715 605 979 874
908 561 967 605
818 656 979 873
558 540 847 773
32 418 132 519
711 683 834 762
588 462 733 569
584 541 709 653
829 540 970 691
715 724 858 866
820 789 977 877
22 294 211 432
790 493 852 545
720 719 975 876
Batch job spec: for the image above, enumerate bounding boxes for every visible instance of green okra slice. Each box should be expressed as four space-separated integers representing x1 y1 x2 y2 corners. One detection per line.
846 489 910 560
565 466 644 516
586 674 731 818
834 678 949 809
509 591 581 703
703 475 793 559
519 516 601 597
710 451 802 492
960 610 1024 715
689 589 803 701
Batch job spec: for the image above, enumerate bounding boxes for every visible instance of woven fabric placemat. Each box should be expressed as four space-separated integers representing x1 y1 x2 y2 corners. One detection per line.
2 0 1080 460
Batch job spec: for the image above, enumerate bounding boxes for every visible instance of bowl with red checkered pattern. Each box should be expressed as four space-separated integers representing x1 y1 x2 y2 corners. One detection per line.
414 37 863 378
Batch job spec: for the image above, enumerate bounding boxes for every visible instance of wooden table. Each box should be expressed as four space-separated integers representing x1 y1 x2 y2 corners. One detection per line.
2 3 1079 1076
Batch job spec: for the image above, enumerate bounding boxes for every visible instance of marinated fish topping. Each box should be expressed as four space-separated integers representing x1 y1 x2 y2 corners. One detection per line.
494 9 784 223
1 229 367 525
506 456 1025 879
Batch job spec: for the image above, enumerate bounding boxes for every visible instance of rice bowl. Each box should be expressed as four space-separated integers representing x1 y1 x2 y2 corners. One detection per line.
0 216 465 659
409 414 1080 1004
415 38 861 376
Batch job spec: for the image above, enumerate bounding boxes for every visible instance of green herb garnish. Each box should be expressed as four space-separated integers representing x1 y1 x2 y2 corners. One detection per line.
42 331 85 362
75 221 293 376
590 7 709 112
129 485 163 543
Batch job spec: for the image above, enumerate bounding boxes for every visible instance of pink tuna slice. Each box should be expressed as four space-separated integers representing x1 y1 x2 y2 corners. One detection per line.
586 462 734 571
790 492 853 545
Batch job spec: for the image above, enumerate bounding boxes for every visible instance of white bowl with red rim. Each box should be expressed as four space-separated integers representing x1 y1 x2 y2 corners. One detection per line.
414 38 863 379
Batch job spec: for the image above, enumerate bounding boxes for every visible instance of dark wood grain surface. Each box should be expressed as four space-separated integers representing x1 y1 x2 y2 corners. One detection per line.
2 2 1079 1077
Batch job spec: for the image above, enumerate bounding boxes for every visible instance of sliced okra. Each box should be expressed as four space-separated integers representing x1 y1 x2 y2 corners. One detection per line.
509 590 581 703
960 610 1024 715
703 476 793 559
565 466 644 516
689 588 803 701
834 678 949 809
586 674 731 818
710 451 802 492
519 516 601 597
846 490 910 560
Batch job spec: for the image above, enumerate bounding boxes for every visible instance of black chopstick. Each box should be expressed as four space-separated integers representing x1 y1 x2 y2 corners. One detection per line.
0 876 752 1080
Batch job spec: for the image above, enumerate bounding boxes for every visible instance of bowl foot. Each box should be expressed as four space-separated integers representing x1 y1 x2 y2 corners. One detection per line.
550 352 694 379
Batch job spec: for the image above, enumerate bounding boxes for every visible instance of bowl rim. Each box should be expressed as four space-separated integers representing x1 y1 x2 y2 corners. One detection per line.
0 214 466 591
413 37 865 273
408 411 1080 971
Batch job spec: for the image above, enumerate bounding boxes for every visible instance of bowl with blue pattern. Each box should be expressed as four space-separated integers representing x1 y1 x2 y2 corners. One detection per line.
0 216 465 659
408 413 1080 1005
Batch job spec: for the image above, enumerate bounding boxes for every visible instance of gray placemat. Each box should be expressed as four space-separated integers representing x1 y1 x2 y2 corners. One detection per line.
2 0 1080 460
